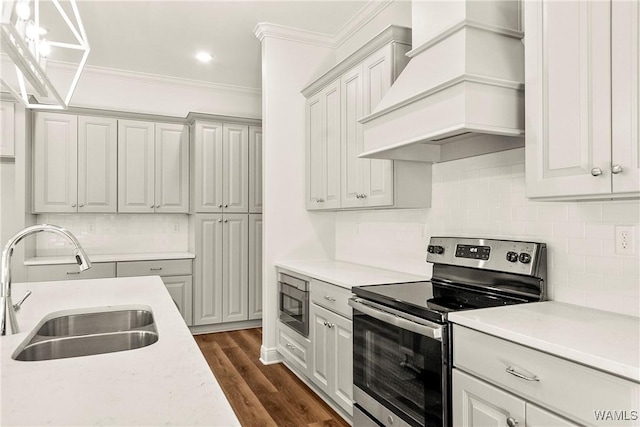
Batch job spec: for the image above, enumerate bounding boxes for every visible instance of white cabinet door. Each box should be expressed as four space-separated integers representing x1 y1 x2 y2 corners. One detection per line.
362 47 394 208
222 213 248 322
118 120 155 213
77 116 117 213
525 0 612 198
527 404 577 427
248 126 263 213
194 214 224 325
193 121 224 213
155 123 189 213
612 0 640 195
453 369 525 427
341 64 366 208
310 304 331 395
0 101 15 156
307 80 341 210
33 112 78 213
248 214 262 320
330 309 353 415
162 275 193 326
222 124 249 213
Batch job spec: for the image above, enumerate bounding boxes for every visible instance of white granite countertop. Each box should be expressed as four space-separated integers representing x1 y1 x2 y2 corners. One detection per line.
275 259 429 289
449 301 640 383
25 251 196 265
0 277 239 426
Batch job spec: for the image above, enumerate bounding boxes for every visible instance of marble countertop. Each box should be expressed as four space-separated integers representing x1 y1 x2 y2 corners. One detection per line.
0 277 239 426
25 252 196 265
275 259 429 289
449 301 640 383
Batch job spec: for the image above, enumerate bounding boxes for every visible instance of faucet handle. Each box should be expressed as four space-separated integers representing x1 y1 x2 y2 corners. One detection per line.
13 290 32 312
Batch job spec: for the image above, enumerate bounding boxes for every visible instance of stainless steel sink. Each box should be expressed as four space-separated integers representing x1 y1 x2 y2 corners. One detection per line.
36 309 154 336
12 305 159 362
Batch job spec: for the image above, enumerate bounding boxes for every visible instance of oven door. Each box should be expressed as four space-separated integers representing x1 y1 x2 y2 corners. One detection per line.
279 281 309 337
349 298 448 427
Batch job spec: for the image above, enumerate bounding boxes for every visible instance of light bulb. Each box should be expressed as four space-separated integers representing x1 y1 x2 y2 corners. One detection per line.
196 52 214 63
15 0 30 21
40 39 51 57
25 20 37 41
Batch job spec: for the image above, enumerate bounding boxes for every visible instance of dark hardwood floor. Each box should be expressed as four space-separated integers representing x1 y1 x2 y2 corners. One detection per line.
195 328 350 427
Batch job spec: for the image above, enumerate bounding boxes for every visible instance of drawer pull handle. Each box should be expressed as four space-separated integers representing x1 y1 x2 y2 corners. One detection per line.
506 417 519 427
506 366 539 382
324 296 336 302
66 271 81 275
150 267 163 271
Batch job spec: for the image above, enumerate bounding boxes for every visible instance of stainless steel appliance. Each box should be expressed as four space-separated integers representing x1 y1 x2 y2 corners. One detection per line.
349 237 547 427
279 272 310 337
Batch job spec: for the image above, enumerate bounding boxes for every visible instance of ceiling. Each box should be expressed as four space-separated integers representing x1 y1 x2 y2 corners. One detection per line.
42 0 371 90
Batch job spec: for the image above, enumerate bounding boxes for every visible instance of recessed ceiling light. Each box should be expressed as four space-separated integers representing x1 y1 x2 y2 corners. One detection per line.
196 52 214 63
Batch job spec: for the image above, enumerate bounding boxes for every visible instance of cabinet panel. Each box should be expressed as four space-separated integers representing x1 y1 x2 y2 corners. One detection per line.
612 0 640 194
155 123 189 213
193 121 224 212
77 116 117 213
33 113 78 213
118 120 155 213
248 214 262 320
341 65 365 208
162 275 193 326
194 214 224 325
527 404 577 427
525 0 612 197
1 101 15 156
223 124 249 213
116 259 192 277
453 369 525 427
324 82 342 209
307 94 325 209
332 311 353 415
25 262 116 282
249 126 263 213
310 304 331 394
222 214 248 322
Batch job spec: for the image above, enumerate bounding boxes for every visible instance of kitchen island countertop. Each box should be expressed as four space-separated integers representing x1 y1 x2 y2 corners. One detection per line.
0 276 239 426
449 301 640 383
275 259 429 289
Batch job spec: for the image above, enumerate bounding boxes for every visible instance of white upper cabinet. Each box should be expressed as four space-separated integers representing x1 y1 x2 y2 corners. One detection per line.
306 79 342 210
1 101 15 157
223 124 249 213
193 121 224 212
34 113 117 213
525 0 639 199
118 120 189 213
248 126 263 213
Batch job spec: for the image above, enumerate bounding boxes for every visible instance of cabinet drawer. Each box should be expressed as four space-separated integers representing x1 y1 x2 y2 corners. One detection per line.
310 279 352 319
117 259 192 277
278 322 311 374
26 263 116 282
453 325 640 426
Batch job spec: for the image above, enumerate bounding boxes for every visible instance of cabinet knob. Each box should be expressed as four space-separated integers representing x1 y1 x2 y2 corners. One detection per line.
71 204 76 208
316 199 324 203
79 204 84 208
324 296 336 302
224 204 228 208
218 219 222 223
360 194 367 199
224 219 228 223
611 164 624 174
506 417 519 427
591 167 603 176
150 205 155 209
218 204 223 208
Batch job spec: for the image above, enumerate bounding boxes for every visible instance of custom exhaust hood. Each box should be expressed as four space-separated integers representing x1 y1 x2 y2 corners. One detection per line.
359 0 525 162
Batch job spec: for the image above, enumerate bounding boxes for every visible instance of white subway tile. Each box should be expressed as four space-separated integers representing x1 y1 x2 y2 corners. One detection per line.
567 271 603 291
538 205 569 221
512 206 538 221
584 223 614 240
584 256 624 276
552 221 585 238
568 204 602 221
568 238 602 256
602 202 640 223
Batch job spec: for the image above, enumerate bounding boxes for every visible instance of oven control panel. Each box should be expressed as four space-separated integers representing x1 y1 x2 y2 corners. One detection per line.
427 237 546 276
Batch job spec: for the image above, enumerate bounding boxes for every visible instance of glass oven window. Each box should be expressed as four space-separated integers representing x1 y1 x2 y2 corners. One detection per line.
281 292 303 320
353 311 443 427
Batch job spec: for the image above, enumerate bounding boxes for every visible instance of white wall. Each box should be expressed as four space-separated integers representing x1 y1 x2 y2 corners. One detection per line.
259 34 337 362
336 148 640 317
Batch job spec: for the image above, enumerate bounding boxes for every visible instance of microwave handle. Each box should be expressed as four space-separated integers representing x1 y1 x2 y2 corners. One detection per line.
349 298 442 341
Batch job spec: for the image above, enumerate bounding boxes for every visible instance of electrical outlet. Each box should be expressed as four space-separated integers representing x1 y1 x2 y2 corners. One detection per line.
615 225 635 255
87 223 95 233
173 222 180 233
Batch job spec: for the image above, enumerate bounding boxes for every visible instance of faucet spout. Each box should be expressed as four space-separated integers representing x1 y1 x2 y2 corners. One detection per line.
1 224 92 335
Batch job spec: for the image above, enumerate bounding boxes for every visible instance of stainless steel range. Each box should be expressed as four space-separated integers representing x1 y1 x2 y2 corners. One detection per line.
349 237 547 427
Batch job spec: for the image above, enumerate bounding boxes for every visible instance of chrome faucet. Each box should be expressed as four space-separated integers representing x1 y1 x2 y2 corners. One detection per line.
1 224 92 335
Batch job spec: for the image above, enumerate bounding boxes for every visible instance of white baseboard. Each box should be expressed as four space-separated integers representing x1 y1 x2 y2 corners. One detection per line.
259 345 282 365
189 319 262 335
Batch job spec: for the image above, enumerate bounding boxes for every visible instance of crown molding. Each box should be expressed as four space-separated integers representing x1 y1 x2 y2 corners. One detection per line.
47 60 262 96
254 0 397 49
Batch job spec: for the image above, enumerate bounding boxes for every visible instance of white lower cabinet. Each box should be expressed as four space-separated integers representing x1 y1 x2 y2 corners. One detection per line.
452 325 640 427
162 275 193 326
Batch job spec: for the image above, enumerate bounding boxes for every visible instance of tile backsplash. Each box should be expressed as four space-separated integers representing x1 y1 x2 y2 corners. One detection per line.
35 214 189 256
336 148 640 317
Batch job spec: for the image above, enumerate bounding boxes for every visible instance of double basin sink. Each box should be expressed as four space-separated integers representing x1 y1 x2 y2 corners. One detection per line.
12 305 159 361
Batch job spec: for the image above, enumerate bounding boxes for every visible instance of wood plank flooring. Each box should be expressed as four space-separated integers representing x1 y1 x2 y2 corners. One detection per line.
195 328 350 427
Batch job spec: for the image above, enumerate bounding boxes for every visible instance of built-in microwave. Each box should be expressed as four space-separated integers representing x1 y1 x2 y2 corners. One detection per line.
279 272 309 337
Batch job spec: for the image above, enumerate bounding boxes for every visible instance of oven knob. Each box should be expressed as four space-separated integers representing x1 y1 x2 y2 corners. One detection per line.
434 246 444 255
519 252 531 264
427 245 435 253
506 251 518 263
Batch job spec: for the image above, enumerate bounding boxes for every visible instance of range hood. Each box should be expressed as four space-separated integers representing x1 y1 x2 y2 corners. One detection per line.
359 0 525 162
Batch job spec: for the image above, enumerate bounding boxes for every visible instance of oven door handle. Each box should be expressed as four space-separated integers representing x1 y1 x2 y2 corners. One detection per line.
349 298 443 341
